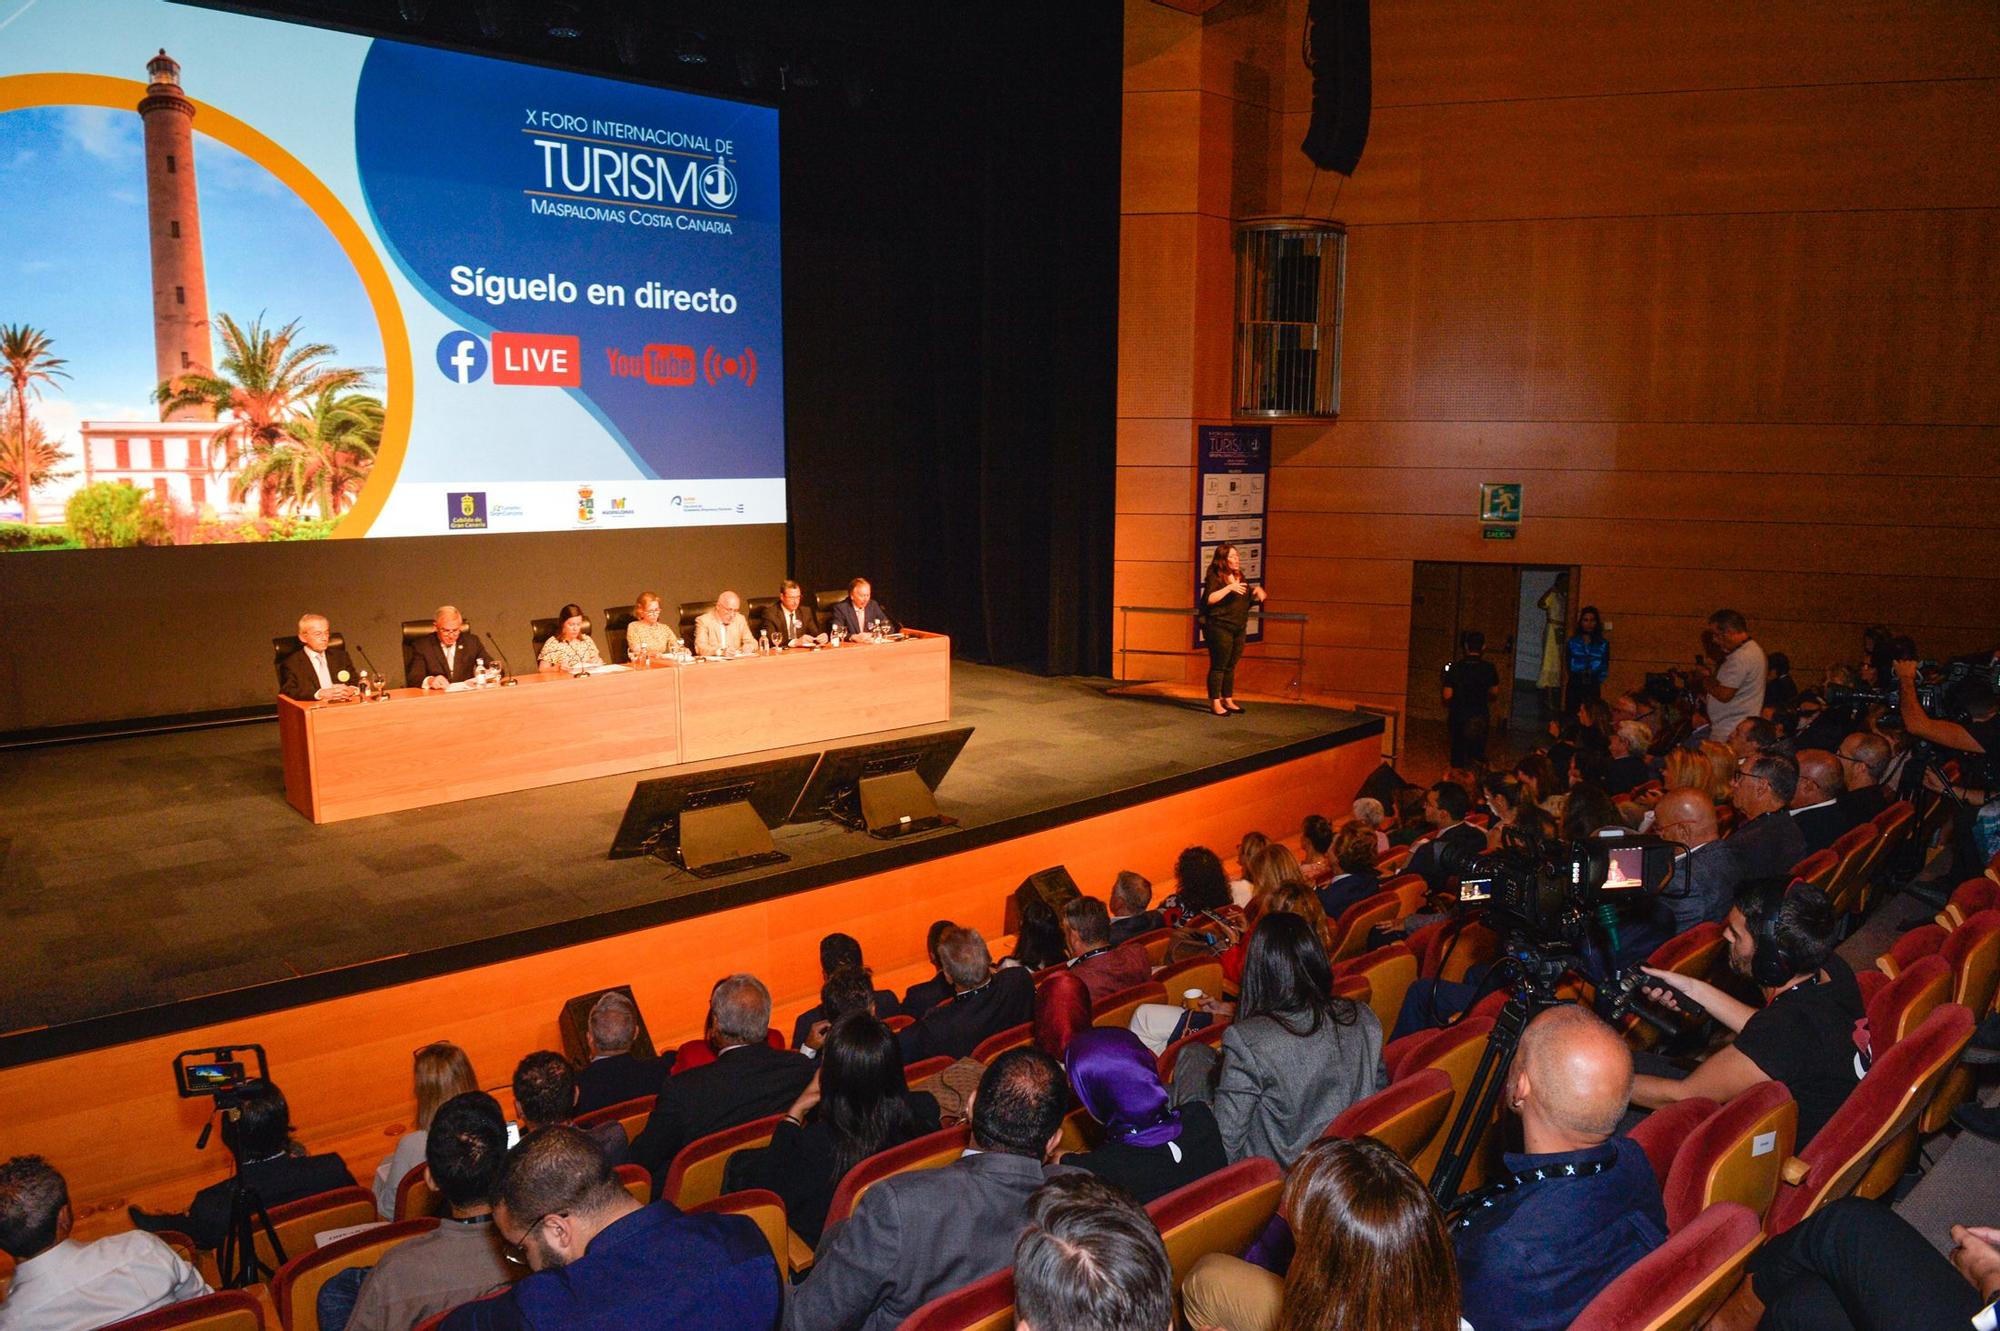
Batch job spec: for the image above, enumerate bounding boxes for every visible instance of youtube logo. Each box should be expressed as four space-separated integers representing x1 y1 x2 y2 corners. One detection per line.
491 332 582 386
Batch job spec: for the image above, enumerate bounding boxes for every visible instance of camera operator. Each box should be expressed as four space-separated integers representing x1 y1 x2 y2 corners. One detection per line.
1631 881 1860 1147
1696 610 1766 744
1893 658 1999 873
129 1079 356 1251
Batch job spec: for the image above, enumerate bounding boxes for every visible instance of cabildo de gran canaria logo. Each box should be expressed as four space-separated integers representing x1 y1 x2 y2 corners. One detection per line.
525 109 740 234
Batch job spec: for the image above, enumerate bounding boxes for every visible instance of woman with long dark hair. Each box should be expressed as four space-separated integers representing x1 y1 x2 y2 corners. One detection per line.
1170 913 1386 1167
1563 604 1609 713
1200 542 1268 717
722 1012 940 1245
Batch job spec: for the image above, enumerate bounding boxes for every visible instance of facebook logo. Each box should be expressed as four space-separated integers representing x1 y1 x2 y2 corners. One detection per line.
434 331 488 384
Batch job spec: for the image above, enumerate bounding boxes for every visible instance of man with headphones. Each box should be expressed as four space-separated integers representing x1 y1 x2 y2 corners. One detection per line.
1627 879 1862 1146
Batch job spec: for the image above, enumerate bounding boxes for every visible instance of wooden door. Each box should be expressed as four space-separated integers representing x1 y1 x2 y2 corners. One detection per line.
1405 562 1459 722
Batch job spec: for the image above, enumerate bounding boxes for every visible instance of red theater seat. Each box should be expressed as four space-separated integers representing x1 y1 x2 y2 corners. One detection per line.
1323 1066 1453 1167
1145 1157 1284 1289
1565 1201 1762 1331
1624 1098 1721 1191
898 1266 1015 1331
1660 1080 1797 1233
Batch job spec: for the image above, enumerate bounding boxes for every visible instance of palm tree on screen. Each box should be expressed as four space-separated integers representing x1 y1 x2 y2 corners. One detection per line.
274 389 383 519
1 324 70 525
0 413 77 511
155 314 369 518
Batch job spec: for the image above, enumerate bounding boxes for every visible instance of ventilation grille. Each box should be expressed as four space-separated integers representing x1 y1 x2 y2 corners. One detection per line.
1233 221 1345 418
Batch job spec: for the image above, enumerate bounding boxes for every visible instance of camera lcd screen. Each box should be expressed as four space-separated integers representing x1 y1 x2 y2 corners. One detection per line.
1602 847 1648 892
186 1062 242 1088
1458 876 1494 904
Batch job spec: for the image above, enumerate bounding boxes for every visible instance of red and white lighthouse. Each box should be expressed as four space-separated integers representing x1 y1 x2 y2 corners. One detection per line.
138 49 215 422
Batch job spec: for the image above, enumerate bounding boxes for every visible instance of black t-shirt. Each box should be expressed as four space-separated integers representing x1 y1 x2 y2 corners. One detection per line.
1731 954 1864 1147
1442 656 1499 718
1958 715 2000 790
1202 571 1252 631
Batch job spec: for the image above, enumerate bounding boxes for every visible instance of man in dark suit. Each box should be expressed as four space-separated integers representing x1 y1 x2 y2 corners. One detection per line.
574 992 664 1116
788 933 903 1048
1835 732 1892 828
1788 749 1853 856
1601 721 1658 797
1725 752 1808 880
899 927 1034 1063
630 975 813 1194
445 1127 780 1331
1651 788 1742 933
900 920 957 1020
278 612 360 702
784 1049 1074 1331
1407 782 1487 895
755 580 824 647
828 577 894 638
1106 871 1166 946
404 605 497 688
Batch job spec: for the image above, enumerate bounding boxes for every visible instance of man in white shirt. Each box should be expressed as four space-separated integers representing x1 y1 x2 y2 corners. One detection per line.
278 613 361 702
0 1155 209 1331
693 591 756 657
1699 608 1766 743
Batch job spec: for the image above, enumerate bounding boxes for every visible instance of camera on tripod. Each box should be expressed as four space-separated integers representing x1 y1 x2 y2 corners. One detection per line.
1828 659 2000 721
1442 826 1677 957
173 1045 266 1106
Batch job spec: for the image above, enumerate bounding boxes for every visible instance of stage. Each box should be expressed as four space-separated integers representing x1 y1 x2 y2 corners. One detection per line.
0 663 1383 1065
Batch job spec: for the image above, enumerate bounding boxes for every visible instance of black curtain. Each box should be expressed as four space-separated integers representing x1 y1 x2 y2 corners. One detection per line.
782 9 1121 675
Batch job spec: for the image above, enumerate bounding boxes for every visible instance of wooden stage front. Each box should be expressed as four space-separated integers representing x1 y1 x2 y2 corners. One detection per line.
0 666 1383 1222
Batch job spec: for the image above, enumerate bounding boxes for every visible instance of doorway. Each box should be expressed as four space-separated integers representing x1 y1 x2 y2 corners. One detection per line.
1405 561 1577 747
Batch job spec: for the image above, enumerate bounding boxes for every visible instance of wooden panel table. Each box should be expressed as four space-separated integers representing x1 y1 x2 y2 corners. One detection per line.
277 632 952 823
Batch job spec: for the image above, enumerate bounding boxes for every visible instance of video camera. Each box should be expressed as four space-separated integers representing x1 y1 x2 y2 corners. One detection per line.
1441 826 1676 957
173 1045 267 1107
1827 659 2000 722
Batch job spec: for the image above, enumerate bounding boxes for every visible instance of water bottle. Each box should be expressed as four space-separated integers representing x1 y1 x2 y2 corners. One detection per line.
475 656 486 687
358 668 371 700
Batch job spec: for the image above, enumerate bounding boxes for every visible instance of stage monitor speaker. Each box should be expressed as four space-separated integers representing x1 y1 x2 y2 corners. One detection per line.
608 751 821 875
1301 0 1370 176
1005 864 1082 935
790 724 975 839
557 984 658 1066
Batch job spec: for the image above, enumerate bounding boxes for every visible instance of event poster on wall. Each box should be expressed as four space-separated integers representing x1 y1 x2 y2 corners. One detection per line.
1194 424 1270 647
0 0 784 553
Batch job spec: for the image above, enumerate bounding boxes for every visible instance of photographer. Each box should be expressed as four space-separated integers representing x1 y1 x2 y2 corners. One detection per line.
1696 609 1766 744
1893 658 2000 869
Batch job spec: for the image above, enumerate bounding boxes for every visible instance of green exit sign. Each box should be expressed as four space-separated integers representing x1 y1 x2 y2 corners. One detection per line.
1482 525 1517 541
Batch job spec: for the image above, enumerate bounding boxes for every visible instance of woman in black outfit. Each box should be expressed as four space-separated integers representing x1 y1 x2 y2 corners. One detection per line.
1061 1027 1228 1203
721 1012 940 1246
1200 543 1266 716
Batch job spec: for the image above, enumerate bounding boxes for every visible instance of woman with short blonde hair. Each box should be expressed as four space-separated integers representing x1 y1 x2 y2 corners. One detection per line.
625 589 682 660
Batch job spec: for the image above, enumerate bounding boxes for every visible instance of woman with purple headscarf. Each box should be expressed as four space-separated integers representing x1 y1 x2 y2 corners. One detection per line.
1061 1027 1227 1203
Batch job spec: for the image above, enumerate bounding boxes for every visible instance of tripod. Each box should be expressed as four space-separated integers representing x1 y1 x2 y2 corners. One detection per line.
1892 739 1974 913
215 1176 285 1289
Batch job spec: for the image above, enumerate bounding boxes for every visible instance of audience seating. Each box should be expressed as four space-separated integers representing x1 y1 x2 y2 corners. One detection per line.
1863 954 1951 1059
571 1094 656 1145
1332 941 1417 1032
1941 878 2000 930
1624 1098 1721 1190
1823 823 1879 919
613 1163 649 1205
1153 956 1226 1004
1145 1156 1284 1290
1375 845 1413 877
1057 1104 1101 1157
898 1267 1015 1331
1788 849 1838 891
821 1123 972 1233
687 1188 790 1277
1852 801 1916 911
1659 1081 1797 1233
883 1013 916 1032
1874 925 1947 980
392 1162 439 1222
1156 1021 1227 1081
969 1021 1034 1064
103 1290 267 1331
1625 922 1726 1049
1132 926 1176 966
1381 872 1430 918
1405 917 1501 983
272 1218 437 1331
1093 980 1168 1032
662 1113 786 1208
1328 889 1402 964
1323 1066 1453 1166
1384 1015 1497 1187
1564 1201 1763 1331
1768 1003 1972 1232
904 1054 955 1091
1916 909 2000 1134
250 1187 377 1280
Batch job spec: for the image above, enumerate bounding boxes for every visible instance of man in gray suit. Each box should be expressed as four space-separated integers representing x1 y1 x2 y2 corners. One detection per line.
783 1049 1074 1331
1652 788 1742 934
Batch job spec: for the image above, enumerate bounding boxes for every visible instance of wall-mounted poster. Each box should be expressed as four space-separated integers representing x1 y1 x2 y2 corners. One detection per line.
1195 424 1270 646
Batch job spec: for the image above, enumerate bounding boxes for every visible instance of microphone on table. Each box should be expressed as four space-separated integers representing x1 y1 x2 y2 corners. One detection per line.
484 633 510 681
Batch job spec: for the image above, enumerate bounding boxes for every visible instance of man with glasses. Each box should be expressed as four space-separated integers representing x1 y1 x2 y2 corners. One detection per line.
441 1127 779 1330
1725 753 1807 880
406 605 495 689
1835 732 1892 827
1788 750 1852 856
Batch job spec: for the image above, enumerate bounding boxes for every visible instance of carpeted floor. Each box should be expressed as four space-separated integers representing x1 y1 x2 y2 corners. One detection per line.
0 662 1373 1041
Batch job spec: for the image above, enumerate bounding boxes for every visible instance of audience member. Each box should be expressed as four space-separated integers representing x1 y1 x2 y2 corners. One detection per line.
1455 1006 1665 1331
1834 732 1892 827
790 934 904 1048
1725 753 1808 879
0 1155 208 1330
1651 788 1741 933
1161 846 1234 926
1012 1174 1174 1331
1632 881 1859 1144
1551 698 1612 788
630 975 814 1193
1564 605 1610 713
800 967 883 1056
1006 892 1070 972
1726 715 1786 763
1700 608 1768 743
1601 721 1655 796
1106 871 1165 945
573 992 661 1116
1171 914 1385 1168
373 1041 478 1219
1789 749 1852 855
1349 796 1391 854
899 927 1036 1063
1515 753 1564 820
1180 1136 1462 1331
784 1048 1073 1331
1224 880 1334 989
1229 831 1267 907
1442 629 1501 767
1297 815 1336 887
512 1052 629 1165
1763 651 1799 715
442 1127 779 1331
1560 781 1624 840
1749 1198 1996 1331
1407 783 1484 894
901 920 958 1020
1033 969 1095 1059
1061 896 1152 1004
1388 786 1433 846
1060 1028 1226 1205
1697 740 1739 808
724 1013 941 1247
330 1093 510 1331
1315 822 1382 922
130 1079 356 1250
1245 841 1313 902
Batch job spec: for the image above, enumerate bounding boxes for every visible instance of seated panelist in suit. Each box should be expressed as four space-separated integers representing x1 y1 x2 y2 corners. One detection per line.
694 591 757 657
756 579 825 647
625 590 683 659
406 604 495 688
279 612 360 702
829 577 894 639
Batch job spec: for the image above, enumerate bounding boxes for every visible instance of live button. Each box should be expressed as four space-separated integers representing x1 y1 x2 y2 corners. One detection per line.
491 332 582 386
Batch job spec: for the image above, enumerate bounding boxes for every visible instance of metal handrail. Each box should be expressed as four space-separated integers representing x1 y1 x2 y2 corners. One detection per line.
1114 604 1308 699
